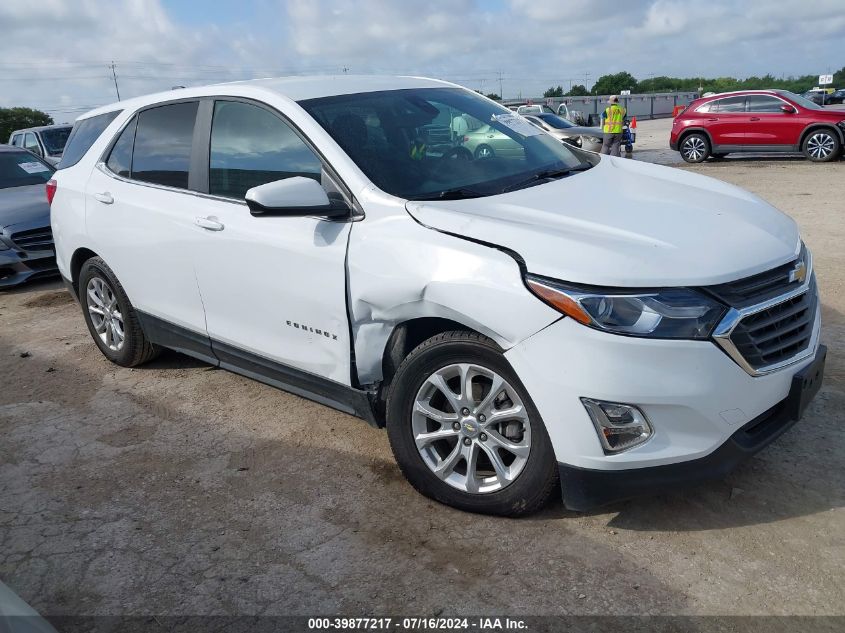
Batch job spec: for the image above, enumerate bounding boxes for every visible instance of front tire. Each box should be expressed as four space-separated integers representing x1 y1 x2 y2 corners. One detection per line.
802 129 840 162
680 133 710 163
79 257 160 367
386 331 558 516
474 144 495 160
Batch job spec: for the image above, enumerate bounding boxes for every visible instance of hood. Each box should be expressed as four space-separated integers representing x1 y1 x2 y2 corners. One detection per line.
405 157 799 287
0 184 51 231
546 126 603 140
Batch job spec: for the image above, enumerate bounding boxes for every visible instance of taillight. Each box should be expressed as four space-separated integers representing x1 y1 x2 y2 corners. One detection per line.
46 179 57 206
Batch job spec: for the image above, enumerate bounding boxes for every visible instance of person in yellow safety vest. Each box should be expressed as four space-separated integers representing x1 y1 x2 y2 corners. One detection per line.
600 95 626 157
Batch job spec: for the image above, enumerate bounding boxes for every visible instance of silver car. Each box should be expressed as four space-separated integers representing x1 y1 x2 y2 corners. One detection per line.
8 124 73 166
523 113 603 152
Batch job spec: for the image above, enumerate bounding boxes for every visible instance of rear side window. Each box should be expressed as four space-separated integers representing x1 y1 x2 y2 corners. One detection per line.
106 116 137 178
132 102 198 189
58 110 121 169
209 100 322 199
711 96 746 113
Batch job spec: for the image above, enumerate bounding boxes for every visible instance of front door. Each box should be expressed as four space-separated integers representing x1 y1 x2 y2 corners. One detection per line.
191 99 353 385
743 95 805 148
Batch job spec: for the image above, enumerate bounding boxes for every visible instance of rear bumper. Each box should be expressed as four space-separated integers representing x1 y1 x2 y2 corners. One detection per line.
558 345 826 511
0 249 59 288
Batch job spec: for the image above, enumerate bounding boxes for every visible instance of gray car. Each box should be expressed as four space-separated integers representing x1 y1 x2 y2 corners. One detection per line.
0 145 58 288
8 124 73 166
523 113 603 152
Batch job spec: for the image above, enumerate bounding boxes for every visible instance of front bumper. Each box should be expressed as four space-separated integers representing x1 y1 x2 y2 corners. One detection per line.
0 248 59 288
558 345 825 510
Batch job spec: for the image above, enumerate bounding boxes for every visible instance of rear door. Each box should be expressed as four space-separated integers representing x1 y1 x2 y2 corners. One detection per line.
85 101 212 358
744 95 805 147
189 98 354 384
702 96 747 147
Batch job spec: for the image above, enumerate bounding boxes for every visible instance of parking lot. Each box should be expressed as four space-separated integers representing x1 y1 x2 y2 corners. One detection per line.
1 117 843 618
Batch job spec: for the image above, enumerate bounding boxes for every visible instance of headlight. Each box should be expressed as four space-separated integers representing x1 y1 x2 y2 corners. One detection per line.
525 275 726 339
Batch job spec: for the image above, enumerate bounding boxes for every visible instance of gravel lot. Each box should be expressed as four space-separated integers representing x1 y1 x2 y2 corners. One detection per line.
1 119 843 619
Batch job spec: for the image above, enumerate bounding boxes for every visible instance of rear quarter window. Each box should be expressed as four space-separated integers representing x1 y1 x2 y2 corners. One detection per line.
57 110 121 170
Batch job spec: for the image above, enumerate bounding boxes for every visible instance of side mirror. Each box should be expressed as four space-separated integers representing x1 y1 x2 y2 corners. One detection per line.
780 104 796 113
245 177 348 218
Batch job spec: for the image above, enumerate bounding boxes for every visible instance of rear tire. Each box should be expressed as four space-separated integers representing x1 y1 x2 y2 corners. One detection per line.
802 129 840 162
680 133 710 163
79 257 160 367
386 331 558 516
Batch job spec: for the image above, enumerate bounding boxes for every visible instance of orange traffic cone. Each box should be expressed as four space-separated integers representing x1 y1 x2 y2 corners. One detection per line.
630 116 637 129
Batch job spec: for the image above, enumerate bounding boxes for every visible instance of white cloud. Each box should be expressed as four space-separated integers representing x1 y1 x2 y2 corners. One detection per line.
0 0 842 121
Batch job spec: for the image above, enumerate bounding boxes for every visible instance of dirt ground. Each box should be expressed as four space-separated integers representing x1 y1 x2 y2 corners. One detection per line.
1 121 843 619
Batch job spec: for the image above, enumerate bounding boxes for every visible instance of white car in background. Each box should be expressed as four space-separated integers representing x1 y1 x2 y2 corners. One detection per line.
49 75 824 516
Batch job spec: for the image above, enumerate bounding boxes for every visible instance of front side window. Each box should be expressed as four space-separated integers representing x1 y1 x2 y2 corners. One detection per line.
24 133 40 154
58 110 121 169
0 150 54 189
132 101 198 189
712 96 746 113
10 134 22 147
300 87 590 200
746 96 785 113
209 100 322 200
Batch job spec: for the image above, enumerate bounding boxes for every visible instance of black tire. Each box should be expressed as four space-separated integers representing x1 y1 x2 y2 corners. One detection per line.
441 146 472 162
79 257 160 367
802 129 840 162
386 331 558 517
680 132 710 163
474 144 495 160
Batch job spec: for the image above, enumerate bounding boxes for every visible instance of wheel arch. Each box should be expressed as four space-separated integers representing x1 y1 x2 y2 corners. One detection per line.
69 247 100 297
677 127 713 148
799 123 844 148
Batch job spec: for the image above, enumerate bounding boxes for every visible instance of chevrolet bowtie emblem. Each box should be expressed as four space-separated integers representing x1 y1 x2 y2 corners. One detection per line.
789 261 807 284
464 422 476 432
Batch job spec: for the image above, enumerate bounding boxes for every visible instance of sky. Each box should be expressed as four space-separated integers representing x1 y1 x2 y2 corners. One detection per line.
1 0 843 123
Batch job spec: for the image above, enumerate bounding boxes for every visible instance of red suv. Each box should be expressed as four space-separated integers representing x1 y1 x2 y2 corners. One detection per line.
670 89 845 163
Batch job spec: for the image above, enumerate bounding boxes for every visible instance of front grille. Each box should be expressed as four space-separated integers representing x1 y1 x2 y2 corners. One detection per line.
708 260 799 306
10 226 53 252
727 275 817 370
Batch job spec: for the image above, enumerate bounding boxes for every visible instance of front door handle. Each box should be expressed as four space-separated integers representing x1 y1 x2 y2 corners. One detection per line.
707 118 719 121
195 216 224 231
93 192 113 204
750 117 761 121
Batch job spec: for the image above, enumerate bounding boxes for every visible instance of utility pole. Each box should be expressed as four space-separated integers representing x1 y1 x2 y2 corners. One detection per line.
342 66 349 74
497 70 504 99
584 72 591 93
109 61 121 101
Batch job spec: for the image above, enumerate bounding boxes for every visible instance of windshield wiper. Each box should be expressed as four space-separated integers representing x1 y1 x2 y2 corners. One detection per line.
411 187 486 201
501 163 592 194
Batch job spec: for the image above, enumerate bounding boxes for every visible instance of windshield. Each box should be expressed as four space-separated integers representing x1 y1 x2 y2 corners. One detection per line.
779 90 822 110
39 127 73 156
0 151 54 188
536 113 576 129
299 87 591 200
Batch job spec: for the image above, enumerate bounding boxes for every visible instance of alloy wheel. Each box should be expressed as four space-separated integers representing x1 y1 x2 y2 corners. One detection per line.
806 133 834 159
682 136 707 161
86 276 125 351
475 146 493 159
411 363 531 494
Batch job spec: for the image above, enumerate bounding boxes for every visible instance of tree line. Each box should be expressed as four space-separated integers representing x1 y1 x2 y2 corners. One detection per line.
544 66 845 98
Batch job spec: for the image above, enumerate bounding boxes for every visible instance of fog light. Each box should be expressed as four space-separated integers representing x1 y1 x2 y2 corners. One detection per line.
581 398 653 454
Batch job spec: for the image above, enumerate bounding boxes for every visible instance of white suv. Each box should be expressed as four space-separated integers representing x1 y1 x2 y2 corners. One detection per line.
49 76 825 516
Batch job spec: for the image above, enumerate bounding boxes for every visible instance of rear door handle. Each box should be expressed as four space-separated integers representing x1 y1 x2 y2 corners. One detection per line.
93 192 113 204
195 216 224 231
750 117 761 121
707 118 719 121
